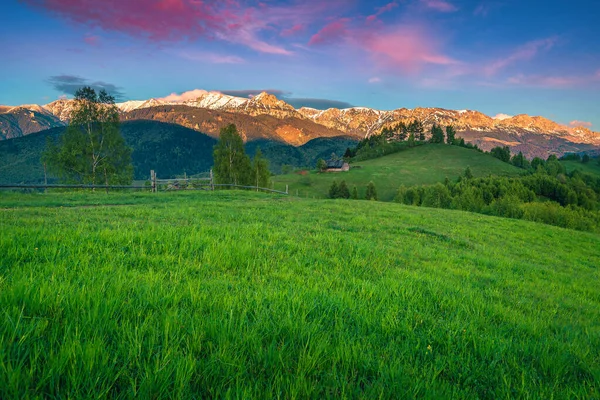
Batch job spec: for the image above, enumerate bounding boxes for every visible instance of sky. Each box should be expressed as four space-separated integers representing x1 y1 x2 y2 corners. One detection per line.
1 0 599 130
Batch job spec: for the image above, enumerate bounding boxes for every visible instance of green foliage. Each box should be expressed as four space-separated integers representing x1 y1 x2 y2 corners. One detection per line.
338 180 350 199
490 146 511 163
366 181 377 200
251 148 271 188
328 180 339 198
42 87 132 185
394 170 600 232
1 191 599 398
213 124 252 185
582 153 591 164
510 151 530 170
446 125 456 144
464 166 473 179
351 185 358 199
317 158 327 172
430 124 445 144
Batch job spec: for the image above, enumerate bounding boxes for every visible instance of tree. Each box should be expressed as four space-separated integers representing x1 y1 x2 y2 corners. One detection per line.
252 147 271 189
213 124 251 185
317 159 327 172
343 147 353 159
366 181 377 200
464 166 473 180
329 180 339 199
408 133 416 148
351 185 358 199
582 153 590 164
446 125 456 144
42 87 132 186
491 146 511 163
338 180 350 199
430 124 445 143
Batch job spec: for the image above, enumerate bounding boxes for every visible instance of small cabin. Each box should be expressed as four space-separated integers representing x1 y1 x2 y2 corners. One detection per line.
326 159 350 172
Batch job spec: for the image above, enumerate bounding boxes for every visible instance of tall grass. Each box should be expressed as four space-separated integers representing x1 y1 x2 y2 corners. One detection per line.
1 191 599 398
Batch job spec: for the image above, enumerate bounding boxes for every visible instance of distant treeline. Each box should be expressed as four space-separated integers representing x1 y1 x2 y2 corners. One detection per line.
394 162 600 233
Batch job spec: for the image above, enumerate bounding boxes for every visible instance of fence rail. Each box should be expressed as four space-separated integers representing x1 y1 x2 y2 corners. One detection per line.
1 169 289 196
0 183 289 195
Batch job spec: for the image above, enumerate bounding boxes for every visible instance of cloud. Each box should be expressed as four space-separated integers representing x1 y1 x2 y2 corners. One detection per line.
367 2 398 22
47 75 125 99
569 120 593 128
84 35 100 46
420 0 458 12
309 19 350 46
368 77 382 83
505 73 596 88
281 24 305 37
179 51 245 64
484 37 557 76
284 98 354 110
24 0 343 56
360 26 459 72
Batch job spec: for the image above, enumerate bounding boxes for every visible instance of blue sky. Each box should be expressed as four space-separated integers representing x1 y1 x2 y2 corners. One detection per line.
1 0 599 129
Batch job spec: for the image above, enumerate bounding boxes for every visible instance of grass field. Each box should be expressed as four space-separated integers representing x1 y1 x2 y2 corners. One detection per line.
272 144 525 201
561 159 600 177
1 191 599 398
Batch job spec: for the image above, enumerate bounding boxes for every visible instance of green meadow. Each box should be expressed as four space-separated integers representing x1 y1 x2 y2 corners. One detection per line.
561 159 600 177
1 191 599 398
272 144 524 201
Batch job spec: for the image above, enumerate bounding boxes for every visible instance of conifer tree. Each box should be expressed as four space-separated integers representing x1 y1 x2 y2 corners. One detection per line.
446 125 456 144
351 185 358 199
366 181 378 200
338 180 350 199
329 180 339 199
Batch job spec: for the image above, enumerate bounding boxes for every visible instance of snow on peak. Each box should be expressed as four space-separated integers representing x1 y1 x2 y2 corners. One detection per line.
493 113 513 121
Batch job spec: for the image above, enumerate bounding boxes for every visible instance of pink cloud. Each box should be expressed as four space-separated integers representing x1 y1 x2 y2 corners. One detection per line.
84 35 100 46
569 120 593 128
281 24 305 37
24 0 342 55
179 51 245 64
368 77 382 83
360 26 459 72
367 2 398 22
484 37 557 76
420 0 458 12
309 19 350 46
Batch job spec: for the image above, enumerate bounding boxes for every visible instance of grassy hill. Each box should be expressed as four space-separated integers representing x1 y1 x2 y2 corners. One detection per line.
273 144 525 200
0 191 598 398
561 159 600 177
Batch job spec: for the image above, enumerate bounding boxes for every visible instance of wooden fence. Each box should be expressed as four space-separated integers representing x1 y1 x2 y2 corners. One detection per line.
0 169 289 195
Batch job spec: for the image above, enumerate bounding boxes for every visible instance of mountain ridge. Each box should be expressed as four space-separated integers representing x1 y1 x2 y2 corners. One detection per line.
2 90 599 158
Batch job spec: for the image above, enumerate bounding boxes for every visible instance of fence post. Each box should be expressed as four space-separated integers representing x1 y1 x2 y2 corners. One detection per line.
151 170 156 193
210 169 214 191
286 184 288 194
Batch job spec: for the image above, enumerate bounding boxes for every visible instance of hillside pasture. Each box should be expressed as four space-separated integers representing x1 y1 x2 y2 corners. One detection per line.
1 191 598 398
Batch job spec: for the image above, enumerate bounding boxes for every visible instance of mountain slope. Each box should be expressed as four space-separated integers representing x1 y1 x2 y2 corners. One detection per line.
2 91 599 158
0 121 217 183
122 105 354 145
0 121 356 182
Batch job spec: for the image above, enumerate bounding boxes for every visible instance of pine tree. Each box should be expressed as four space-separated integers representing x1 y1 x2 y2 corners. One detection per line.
351 185 358 199
366 181 378 200
446 125 456 144
338 180 350 199
213 124 251 185
42 87 132 186
329 180 339 199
